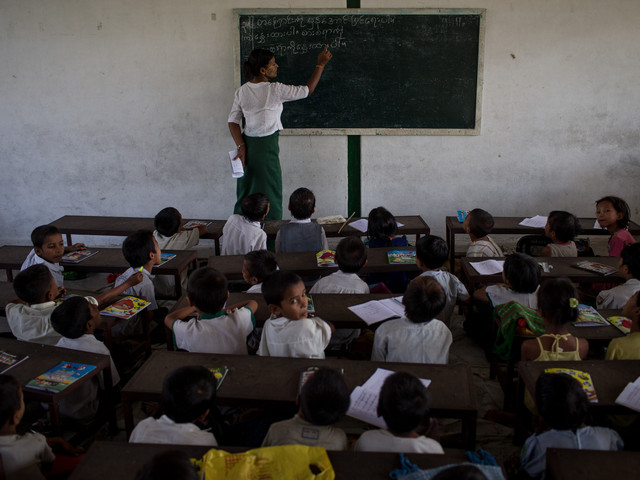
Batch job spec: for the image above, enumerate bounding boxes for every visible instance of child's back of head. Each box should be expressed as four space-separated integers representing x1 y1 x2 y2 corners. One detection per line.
416 235 448 269
378 372 430 435
154 207 182 237
0 374 22 430
161 366 216 424
187 267 228 314
51 296 94 339
300 368 350 426
241 192 270 222
503 253 541 293
536 372 588 431
466 208 495 239
243 250 278 283
403 276 446 323
12 264 55 304
367 206 398 242
335 236 367 273
547 210 580 242
620 243 640 279
288 187 316 220
262 270 304 308
122 229 157 268
537 277 579 326
30 225 60 249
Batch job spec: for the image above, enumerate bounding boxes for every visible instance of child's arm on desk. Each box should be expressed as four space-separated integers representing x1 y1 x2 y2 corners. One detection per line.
63 243 86 253
226 300 258 314
164 304 198 330
95 272 143 307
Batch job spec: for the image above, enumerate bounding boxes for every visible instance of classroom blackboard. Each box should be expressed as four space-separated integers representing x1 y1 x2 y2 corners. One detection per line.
234 9 485 135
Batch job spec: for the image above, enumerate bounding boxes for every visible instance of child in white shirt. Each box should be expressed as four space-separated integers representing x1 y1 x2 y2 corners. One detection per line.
597 243 640 310
464 209 503 257
275 187 328 253
540 210 580 257
242 249 278 293
221 193 269 255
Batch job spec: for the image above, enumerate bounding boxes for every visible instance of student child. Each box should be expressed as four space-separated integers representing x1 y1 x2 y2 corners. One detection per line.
463 209 503 257
540 210 580 257
473 252 541 309
366 206 409 293
415 235 469 326
20 225 86 287
597 243 640 309
242 249 278 293
257 271 333 358
51 296 121 421
275 187 328 253
310 236 369 294
596 195 636 257
605 292 640 359
6 264 142 345
262 368 350 450
520 373 623 479
372 276 451 364
520 278 589 361
129 365 218 446
164 267 258 354
221 192 269 255
354 371 444 453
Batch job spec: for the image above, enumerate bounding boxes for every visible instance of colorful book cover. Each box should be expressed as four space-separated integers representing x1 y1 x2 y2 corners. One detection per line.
573 260 617 276
307 295 315 315
0 351 29 374
544 367 598 403
607 316 631 335
316 250 337 267
26 361 96 393
61 250 98 264
298 366 320 393
154 252 176 267
457 210 469 222
209 366 228 389
574 304 609 327
101 296 150 320
387 250 416 264
183 220 211 229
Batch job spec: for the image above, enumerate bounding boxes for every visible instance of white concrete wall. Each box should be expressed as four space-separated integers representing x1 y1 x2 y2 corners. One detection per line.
1 0 638 245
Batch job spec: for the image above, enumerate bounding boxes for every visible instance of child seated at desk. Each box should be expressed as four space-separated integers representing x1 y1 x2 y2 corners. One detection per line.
243 249 278 293
164 267 257 354
605 292 640 360
262 368 350 450
51 296 121 421
257 271 333 358
597 243 640 310
354 371 444 453
221 192 269 256
540 210 580 257
366 206 409 293
6 264 142 346
415 235 469 326
520 372 623 479
463 209 503 258
596 195 636 257
372 276 451 364
20 225 85 287
129 366 218 446
275 187 328 253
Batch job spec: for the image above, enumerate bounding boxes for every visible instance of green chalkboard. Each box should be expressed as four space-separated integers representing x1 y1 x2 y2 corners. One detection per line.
234 9 485 135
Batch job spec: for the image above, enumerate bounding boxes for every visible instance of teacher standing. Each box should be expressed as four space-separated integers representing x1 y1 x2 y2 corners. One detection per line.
228 46 333 221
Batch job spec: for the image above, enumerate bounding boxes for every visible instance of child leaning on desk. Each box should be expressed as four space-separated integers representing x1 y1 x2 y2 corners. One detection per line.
221 192 269 256
242 249 278 293
540 210 580 257
275 187 328 253
605 292 640 360
463 209 503 258
164 267 257 354
366 206 409 293
596 243 640 310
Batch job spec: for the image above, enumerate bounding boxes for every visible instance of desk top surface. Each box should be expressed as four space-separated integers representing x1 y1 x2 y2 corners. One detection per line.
446 216 640 235
545 448 640 479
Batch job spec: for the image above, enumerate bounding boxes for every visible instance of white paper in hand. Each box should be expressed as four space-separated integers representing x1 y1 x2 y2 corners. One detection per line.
228 150 244 178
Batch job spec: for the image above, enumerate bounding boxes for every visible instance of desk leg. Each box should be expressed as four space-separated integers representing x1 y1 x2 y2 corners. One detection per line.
215 238 221 256
102 367 118 435
514 373 531 445
123 401 134 439
65 233 73 246
463 413 477 450
174 274 182 298
446 224 455 272
5 269 13 283
50 400 63 437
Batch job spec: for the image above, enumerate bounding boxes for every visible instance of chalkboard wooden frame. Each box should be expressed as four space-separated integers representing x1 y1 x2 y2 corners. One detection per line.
234 9 485 136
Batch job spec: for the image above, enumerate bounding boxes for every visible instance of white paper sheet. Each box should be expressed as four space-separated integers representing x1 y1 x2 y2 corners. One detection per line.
348 219 404 233
348 300 400 326
519 215 547 228
470 259 505 275
228 150 244 178
615 377 640 412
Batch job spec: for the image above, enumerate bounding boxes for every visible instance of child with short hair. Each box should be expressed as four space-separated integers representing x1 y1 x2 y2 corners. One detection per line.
51 296 121 420
20 225 86 287
372 276 451 364
354 371 444 453
164 267 257 354
596 195 636 257
415 235 469 326
242 249 278 293
521 278 589 361
221 193 269 255
367 206 409 293
262 368 350 450
520 373 623 479
597 243 640 310
464 209 503 257
275 187 328 253
310 236 369 294
540 211 580 257
129 366 218 446
605 292 640 360
474 253 541 309
257 271 333 358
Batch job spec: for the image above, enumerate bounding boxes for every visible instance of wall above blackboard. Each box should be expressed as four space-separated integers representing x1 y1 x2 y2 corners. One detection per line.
234 9 485 136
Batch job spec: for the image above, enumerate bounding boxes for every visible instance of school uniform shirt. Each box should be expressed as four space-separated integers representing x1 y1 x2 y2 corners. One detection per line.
0 432 55 480
55 334 120 420
605 331 640 360
309 270 369 294
419 270 469 325
354 429 444 454
466 237 503 258
596 278 640 310
372 316 452 365
521 426 623 479
486 285 539 309
221 214 267 256
115 267 157 310
548 242 577 257
275 219 329 253
257 316 331 359
20 249 64 287
171 307 255 354
5 301 61 345
129 414 218 446
246 283 262 293
153 229 200 296
262 414 348 450
609 229 636 257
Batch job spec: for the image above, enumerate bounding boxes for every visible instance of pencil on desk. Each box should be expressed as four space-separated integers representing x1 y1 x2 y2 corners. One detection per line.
338 212 356 234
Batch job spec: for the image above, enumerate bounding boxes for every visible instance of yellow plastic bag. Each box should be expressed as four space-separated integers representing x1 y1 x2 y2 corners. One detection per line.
199 445 335 480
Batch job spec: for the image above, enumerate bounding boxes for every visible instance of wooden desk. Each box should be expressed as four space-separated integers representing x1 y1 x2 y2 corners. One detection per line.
0 337 114 435
445 216 640 269
49 215 226 255
545 448 640 480
0 246 197 298
208 247 419 281
121 351 477 448
68 441 470 480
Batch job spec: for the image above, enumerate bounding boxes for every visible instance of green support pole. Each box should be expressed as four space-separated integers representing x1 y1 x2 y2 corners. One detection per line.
346 0 361 217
